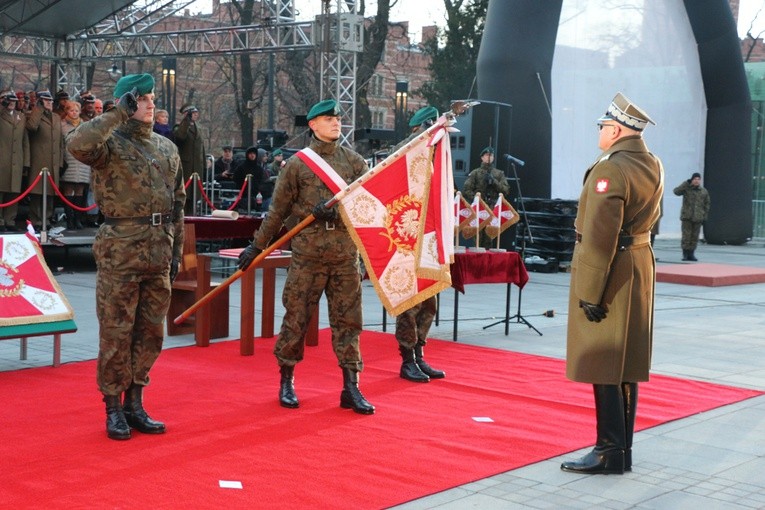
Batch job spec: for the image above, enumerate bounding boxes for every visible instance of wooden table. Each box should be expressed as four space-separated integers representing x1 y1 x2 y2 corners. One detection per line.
185 216 262 241
198 252 318 355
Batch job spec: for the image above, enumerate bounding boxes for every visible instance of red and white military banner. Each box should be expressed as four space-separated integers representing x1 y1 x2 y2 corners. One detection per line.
338 118 454 316
453 191 475 234
486 193 520 239
0 234 74 326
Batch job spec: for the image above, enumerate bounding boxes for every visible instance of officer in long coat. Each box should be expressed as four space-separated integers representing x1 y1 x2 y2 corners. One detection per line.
173 104 205 214
26 91 64 229
561 93 663 475
237 99 375 415
68 74 185 440
0 91 30 231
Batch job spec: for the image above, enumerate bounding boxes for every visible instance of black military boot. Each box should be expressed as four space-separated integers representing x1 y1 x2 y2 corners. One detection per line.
64 203 76 230
103 394 131 440
340 367 375 415
414 343 445 379
279 365 299 408
399 346 429 382
73 196 85 230
122 384 166 434
682 249 690 261
688 250 698 262
561 384 626 475
622 382 638 471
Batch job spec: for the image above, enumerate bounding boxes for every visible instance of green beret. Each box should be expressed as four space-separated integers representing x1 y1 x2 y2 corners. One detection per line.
113 73 155 99
480 146 495 156
272 149 283 156
307 99 340 121
409 106 438 127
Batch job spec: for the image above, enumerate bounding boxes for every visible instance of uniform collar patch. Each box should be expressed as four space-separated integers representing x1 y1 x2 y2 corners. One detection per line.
595 178 609 193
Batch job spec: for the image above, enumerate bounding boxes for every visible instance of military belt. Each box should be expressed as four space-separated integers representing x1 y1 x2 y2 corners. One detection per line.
575 232 651 251
104 213 173 227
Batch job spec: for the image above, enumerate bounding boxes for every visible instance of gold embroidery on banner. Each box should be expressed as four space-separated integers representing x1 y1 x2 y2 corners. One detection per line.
382 264 416 297
29 290 56 311
347 194 377 226
0 260 24 298
380 195 422 254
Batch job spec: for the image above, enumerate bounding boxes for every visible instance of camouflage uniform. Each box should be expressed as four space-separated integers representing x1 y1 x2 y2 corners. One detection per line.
68 108 185 396
673 179 710 251
252 136 367 370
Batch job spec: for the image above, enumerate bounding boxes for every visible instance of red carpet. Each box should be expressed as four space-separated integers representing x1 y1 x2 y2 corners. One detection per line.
656 263 765 286
0 331 761 509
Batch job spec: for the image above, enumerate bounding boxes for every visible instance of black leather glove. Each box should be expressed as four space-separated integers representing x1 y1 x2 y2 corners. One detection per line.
118 87 138 116
579 300 607 322
312 202 338 222
237 244 262 271
169 258 180 283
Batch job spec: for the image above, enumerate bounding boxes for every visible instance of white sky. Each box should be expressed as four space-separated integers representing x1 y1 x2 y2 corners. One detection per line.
190 1 764 40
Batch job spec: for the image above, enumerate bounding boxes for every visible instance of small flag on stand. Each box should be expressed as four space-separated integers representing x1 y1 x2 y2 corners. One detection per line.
462 193 494 240
486 193 519 239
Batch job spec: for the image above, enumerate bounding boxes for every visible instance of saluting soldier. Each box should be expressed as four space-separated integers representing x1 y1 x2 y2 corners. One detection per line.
237 99 375 415
67 74 186 441
391 105 446 383
25 90 64 230
173 104 205 214
561 93 663 475
673 172 710 261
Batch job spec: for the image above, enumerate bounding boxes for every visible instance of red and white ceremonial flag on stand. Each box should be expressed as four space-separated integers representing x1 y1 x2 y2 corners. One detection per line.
453 192 475 235
0 234 74 326
486 193 520 240
462 192 494 240
298 117 455 316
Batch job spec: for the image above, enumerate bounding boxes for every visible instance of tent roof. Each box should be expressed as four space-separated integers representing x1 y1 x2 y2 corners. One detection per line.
0 0 138 38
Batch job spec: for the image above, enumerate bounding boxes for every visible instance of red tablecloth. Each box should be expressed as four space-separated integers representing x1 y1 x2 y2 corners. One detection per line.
450 251 529 293
185 216 262 240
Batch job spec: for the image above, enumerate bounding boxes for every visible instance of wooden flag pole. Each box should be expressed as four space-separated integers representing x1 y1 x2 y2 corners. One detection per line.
173 215 315 326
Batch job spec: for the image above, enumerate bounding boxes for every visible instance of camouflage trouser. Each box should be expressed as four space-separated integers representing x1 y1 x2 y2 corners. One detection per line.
680 220 702 251
274 255 363 371
394 296 437 349
93 227 173 395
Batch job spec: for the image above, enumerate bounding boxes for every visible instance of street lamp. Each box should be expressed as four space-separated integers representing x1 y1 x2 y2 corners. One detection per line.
395 80 409 142
162 58 177 126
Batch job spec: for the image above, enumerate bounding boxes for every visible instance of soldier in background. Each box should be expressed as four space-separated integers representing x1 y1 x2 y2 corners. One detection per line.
462 146 511 248
79 91 97 122
67 73 185 441
673 172 710 262
25 91 64 230
237 99 375 415
561 92 663 476
173 104 205 214
268 148 285 177
0 91 30 232
391 105 446 383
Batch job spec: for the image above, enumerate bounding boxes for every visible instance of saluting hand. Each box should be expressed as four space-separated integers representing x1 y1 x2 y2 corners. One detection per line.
118 87 139 116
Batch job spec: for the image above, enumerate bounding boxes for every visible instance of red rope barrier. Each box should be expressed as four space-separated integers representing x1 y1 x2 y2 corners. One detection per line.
46 173 98 211
0 172 44 208
193 177 246 211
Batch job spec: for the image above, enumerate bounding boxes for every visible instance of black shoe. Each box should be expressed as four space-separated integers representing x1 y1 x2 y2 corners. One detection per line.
399 346 429 382
415 344 445 379
340 368 375 415
123 384 166 434
103 395 131 440
560 448 625 475
279 365 299 408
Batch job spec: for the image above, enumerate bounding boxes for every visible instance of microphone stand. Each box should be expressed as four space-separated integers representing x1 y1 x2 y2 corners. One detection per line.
483 159 542 336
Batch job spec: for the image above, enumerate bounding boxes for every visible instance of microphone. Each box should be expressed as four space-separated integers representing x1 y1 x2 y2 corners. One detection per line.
503 154 525 167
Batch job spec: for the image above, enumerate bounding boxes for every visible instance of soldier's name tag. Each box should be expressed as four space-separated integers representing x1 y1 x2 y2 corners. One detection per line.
595 178 609 193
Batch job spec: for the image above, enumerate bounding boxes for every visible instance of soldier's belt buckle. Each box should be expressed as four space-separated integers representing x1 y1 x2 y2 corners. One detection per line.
151 213 162 226
325 221 335 230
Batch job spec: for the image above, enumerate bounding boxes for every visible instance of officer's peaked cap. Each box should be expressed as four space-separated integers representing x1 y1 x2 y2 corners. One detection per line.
598 92 655 131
